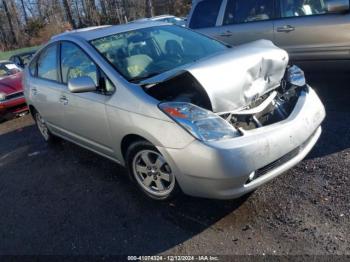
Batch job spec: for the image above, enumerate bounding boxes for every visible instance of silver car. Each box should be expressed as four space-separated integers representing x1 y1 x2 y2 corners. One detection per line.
24 23 325 200
187 0 350 71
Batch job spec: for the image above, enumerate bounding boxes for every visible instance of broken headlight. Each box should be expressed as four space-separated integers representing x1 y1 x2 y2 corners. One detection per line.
159 102 240 141
286 65 306 87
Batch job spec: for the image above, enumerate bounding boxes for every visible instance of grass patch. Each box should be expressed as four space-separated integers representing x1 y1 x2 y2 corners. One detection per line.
0 46 40 61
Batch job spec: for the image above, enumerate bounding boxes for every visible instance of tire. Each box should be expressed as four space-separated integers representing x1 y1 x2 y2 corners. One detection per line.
34 111 57 143
126 140 180 201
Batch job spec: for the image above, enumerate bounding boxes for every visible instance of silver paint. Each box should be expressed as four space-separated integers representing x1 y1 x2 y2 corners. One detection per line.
24 24 325 199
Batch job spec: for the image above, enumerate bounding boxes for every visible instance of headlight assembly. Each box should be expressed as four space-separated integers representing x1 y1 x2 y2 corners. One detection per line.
159 102 240 142
0 92 6 102
286 65 306 87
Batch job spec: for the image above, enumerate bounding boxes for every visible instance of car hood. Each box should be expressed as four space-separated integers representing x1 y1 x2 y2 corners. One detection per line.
0 72 23 94
141 40 289 112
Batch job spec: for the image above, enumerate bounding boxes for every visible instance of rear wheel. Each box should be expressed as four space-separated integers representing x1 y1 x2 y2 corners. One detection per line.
34 111 56 143
126 141 179 200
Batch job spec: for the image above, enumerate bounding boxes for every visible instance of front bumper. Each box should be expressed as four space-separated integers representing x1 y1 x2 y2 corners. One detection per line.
158 86 325 199
0 96 28 120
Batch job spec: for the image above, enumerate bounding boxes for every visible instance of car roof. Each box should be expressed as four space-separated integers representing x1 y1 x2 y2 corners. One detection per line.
150 15 176 20
133 15 175 22
51 21 169 42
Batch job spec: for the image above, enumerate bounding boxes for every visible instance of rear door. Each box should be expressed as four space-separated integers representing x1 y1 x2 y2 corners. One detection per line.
274 0 350 62
28 43 65 132
215 0 275 46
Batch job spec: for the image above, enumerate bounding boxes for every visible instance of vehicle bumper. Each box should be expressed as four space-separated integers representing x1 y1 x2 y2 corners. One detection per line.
158 86 326 199
0 97 28 120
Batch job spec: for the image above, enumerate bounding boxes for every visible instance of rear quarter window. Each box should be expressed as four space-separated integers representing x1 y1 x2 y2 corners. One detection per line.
29 59 37 76
189 0 223 29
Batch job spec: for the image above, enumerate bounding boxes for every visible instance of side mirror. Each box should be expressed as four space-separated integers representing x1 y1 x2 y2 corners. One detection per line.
68 76 97 93
327 0 349 13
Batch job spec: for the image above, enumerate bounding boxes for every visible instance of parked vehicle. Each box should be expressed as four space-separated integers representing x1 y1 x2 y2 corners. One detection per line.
24 23 325 200
133 15 186 26
9 50 37 69
0 61 28 121
187 0 350 70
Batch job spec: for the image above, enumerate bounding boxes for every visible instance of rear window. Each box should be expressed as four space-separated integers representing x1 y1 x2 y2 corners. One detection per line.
189 0 223 29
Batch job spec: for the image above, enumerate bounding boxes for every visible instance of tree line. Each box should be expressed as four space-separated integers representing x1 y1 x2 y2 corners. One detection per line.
0 0 192 51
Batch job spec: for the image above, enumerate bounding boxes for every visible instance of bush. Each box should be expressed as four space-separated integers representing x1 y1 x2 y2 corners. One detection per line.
29 22 72 46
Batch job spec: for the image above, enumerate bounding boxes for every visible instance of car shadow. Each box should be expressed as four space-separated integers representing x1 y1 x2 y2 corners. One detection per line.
0 124 249 255
305 72 350 159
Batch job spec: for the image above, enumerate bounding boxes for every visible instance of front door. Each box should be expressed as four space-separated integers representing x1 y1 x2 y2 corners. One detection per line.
214 0 275 46
59 41 114 157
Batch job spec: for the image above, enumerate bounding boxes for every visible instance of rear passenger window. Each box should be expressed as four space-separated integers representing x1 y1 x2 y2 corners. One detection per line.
37 45 59 81
189 0 222 29
223 0 274 25
279 0 327 18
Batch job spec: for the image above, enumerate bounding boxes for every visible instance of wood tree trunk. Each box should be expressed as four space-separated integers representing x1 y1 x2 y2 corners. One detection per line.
145 0 154 18
37 0 43 19
2 0 17 45
20 0 28 24
63 0 76 28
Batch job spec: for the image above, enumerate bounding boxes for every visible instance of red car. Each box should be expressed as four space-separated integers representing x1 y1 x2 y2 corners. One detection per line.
0 61 28 121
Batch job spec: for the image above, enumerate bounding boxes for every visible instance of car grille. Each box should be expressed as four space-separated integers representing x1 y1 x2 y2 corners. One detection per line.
255 146 301 179
6 92 24 100
247 132 316 184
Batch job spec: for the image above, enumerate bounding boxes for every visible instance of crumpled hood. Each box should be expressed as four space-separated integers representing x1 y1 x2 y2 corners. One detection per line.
186 40 289 112
0 72 23 95
142 40 289 113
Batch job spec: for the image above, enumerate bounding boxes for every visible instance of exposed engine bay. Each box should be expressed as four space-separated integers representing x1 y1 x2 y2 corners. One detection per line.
144 71 212 110
143 64 306 133
217 81 304 131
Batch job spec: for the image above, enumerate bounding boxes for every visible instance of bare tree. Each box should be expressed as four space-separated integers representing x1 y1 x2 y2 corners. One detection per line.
145 0 154 17
2 0 17 45
20 0 28 24
0 0 192 51
63 0 76 28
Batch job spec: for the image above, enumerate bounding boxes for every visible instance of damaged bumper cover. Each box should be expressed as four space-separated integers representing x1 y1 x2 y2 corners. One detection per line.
157 86 325 199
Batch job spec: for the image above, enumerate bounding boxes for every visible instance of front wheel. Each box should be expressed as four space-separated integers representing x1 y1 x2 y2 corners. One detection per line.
126 141 179 200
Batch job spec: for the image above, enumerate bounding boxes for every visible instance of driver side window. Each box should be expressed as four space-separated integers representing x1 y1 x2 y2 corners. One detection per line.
61 42 98 86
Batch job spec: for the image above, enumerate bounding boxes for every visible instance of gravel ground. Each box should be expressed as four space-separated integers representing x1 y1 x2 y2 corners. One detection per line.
0 73 349 256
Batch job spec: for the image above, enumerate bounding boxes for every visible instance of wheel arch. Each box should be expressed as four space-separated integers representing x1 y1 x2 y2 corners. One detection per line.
120 134 152 163
28 104 37 118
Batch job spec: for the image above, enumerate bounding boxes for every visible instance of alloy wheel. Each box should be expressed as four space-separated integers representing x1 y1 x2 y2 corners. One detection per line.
132 149 175 197
35 112 50 141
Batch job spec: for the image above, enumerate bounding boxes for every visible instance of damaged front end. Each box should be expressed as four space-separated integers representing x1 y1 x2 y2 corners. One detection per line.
218 65 307 132
141 40 310 140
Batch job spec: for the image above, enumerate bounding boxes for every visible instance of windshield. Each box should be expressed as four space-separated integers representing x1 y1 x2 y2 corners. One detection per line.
90 25 227 82
0 62 21 78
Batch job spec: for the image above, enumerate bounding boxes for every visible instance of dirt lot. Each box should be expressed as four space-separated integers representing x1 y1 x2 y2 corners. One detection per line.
0 72 349 256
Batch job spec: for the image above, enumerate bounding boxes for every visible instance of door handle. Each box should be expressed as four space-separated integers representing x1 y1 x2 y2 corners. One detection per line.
277 25 295 33
219 31 233 37
31 88 38 96
59 95 69 105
